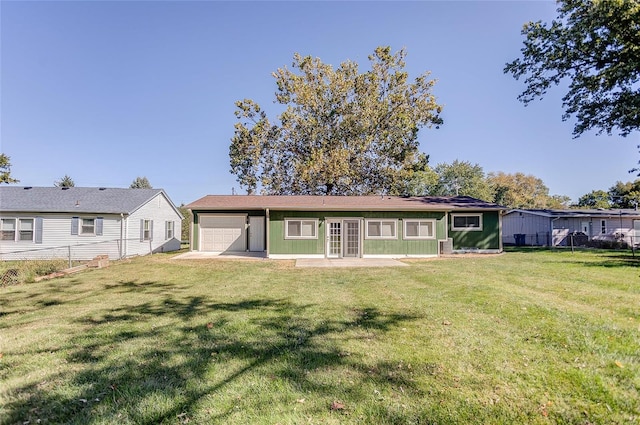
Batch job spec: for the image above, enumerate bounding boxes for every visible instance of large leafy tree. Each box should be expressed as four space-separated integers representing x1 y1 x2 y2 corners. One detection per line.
130 176 152 189
405 165 439 197
54 175 75 188
505 0 640 137
576 179 640 208
487 171 569 209
429 160 493 201
608 180 640 208
230 46 443 195
548 194 573 209
576 189 612 208
0 154 19 184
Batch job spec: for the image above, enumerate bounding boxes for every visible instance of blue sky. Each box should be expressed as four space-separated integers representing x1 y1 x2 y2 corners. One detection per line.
2 0 638 206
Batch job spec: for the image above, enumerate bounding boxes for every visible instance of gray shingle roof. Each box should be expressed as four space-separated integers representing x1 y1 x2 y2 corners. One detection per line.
186 195 504 211
505 208 640 218
0 186 168 214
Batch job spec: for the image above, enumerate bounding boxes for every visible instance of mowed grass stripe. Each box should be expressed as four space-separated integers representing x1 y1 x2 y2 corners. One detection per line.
1 249 638 424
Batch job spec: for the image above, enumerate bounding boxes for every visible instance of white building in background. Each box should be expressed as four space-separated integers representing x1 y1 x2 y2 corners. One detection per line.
0 186 183 260
502 208 640 247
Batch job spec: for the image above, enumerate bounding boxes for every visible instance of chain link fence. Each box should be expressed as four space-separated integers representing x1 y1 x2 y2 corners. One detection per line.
0 239 129 287
504 232 551 247
0 238 142 264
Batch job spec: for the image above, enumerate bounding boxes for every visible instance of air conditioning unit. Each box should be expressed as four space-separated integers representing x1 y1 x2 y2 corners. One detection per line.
440 238 453 255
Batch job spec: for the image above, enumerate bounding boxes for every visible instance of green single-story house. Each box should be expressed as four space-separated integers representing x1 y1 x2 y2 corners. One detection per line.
185 195 505 259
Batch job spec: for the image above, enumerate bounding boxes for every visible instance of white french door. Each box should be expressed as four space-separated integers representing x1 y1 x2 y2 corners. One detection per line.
328 221 342 258
343 220 360 257
326 219 360 258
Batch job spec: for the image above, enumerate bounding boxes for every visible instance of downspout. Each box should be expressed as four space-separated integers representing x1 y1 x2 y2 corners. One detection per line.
499 210 504 253
124 213 130 257
442 210 451 256
189 210 193 251
120 213 124 259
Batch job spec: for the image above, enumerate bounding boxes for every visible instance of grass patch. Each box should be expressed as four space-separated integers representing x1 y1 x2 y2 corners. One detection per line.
1 250 639 424
0 259 81 285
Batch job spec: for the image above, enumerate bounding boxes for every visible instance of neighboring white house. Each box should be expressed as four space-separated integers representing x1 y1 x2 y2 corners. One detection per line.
0 187 183 260
502 208 640 247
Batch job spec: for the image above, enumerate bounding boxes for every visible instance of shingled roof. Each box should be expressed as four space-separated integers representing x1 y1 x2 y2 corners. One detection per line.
0 186 174 215
186 195 504 211
506 208 640 218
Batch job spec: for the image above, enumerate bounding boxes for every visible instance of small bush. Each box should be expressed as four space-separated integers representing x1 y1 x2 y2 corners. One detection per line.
585 239 629 250
1 259 69 285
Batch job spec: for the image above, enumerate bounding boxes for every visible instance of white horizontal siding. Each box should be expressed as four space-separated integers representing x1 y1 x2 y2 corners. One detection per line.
592 217 639 246
0 213 123 260
503 212 640 247
124 193 182 257
1 192 182 261
502 212 551 245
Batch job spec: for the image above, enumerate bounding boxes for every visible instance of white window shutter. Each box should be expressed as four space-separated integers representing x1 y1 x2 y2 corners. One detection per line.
140 219 144 242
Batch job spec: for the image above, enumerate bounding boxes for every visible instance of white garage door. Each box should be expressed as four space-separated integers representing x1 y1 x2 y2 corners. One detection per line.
200 215 246 252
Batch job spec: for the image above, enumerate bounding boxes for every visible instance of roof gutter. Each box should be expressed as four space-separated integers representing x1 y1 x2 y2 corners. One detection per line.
188 206 501 213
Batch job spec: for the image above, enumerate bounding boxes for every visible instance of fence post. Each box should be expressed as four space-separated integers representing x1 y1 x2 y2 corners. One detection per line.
68 245 72 268
570 234 574 253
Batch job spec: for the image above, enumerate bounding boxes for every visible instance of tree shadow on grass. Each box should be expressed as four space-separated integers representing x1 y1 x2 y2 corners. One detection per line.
579 254 640 268
519 248 640 269
2 296 423 424
0 279 186 324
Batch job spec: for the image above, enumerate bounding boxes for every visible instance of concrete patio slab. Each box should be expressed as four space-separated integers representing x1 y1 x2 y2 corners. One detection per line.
172 252 409 267
295 258 408 268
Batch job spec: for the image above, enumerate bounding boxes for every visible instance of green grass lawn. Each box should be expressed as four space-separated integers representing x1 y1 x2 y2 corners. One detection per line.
1 250 638 424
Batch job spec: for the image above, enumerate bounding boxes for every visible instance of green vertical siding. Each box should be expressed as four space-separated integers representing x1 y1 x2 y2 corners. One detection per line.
268 211 326 255
449 211 501 250
192 208 501 255
269 210 446 256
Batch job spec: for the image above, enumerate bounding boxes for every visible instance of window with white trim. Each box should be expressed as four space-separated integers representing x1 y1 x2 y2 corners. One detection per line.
166 221 174 239
72 217 102 236
403 219 435 239
451 213 483 231
285 219 318 239
1 218 16 241
365 219 397 239
143 219 152 241
19 218 34 241
81 218 95 235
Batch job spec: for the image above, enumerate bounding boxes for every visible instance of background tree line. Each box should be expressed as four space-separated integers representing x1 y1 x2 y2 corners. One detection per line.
407 158 640 210
406 159 571 209
577 180 640 209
